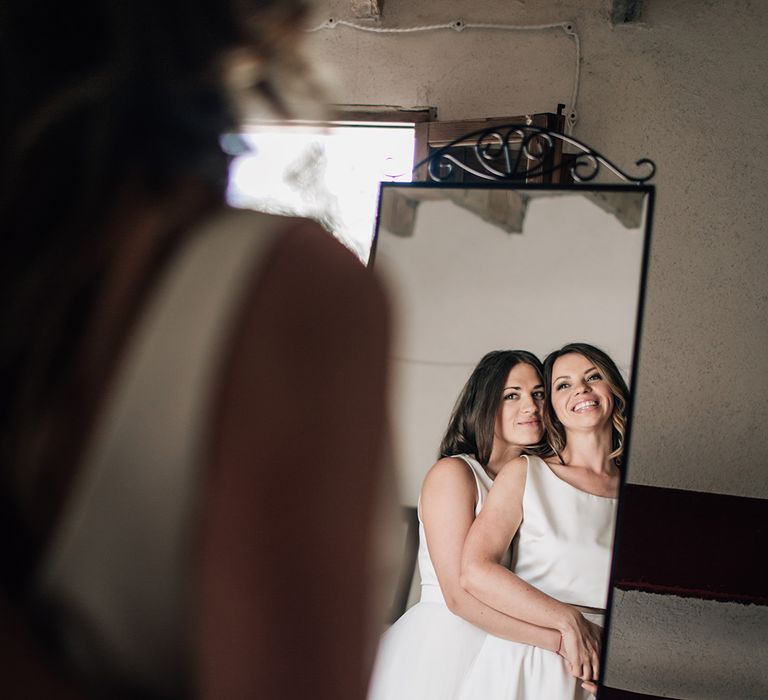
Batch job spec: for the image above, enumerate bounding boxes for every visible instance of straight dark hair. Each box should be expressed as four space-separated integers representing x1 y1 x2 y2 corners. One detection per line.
440 350 544 467
542 342 629 465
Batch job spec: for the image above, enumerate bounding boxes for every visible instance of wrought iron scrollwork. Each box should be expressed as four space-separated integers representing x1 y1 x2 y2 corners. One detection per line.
413 124 655 185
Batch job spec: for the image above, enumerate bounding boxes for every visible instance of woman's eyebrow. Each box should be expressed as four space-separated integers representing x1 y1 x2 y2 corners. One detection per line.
553 375 570 382
582 366 598 375
504 385 521 390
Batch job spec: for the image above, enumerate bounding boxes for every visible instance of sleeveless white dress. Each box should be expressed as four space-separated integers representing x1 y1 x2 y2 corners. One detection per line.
34 208 285 697
457 454 618 700
367 454 510 700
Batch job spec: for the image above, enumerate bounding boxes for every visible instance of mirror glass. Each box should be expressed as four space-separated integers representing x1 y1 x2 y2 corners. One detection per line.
368 179 655 696
371 182 652 507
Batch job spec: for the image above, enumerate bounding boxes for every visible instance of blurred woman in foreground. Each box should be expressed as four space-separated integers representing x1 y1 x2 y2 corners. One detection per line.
0 2 389 698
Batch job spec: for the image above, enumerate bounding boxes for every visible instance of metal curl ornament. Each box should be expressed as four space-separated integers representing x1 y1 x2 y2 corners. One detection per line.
414 124 656 185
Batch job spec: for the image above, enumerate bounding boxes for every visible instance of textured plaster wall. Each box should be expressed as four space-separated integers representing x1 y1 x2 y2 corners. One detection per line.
306 0 768 500
605 590 768 698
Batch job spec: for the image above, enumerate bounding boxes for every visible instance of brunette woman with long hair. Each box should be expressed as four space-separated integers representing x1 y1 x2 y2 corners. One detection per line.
0 2 389 698
368 350 564 700
459 343 628 699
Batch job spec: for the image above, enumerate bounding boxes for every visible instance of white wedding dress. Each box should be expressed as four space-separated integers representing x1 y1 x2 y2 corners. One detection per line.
457 454 618 700
367 454 510 700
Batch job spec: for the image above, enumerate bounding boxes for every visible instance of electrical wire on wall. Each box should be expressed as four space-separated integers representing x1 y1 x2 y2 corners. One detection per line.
307 18 581 131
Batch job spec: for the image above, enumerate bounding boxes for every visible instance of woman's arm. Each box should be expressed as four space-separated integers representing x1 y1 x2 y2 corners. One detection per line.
420 458 560 652
460 456 602 682
194 220 391 700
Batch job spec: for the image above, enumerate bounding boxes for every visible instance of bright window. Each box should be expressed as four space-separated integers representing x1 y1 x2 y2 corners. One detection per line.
225 123 415 262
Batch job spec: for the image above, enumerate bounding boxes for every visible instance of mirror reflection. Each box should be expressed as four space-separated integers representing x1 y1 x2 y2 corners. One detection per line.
368 183 652 700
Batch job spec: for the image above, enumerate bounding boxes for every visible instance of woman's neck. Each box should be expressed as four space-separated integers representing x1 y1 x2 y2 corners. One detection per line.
559 427 615 475
486 443 524 478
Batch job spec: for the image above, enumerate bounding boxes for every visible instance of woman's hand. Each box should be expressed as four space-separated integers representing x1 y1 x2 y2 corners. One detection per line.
557 611 603 683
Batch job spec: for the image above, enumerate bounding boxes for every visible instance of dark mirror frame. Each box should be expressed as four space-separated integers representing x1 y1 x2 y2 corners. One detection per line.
368 123 656 696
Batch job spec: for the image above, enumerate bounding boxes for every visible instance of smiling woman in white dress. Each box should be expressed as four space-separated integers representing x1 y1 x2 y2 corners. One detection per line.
367 349 564 700
458 342 628 700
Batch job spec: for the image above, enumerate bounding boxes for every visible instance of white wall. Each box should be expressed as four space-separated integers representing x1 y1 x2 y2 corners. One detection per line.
307 0 768 500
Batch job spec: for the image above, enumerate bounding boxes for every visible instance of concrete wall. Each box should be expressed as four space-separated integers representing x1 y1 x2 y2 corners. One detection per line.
306 0 768 500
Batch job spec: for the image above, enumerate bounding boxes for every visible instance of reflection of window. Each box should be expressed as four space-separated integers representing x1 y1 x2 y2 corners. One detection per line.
225 122 415 262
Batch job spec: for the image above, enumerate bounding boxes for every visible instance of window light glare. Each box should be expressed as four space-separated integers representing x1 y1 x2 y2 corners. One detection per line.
227 125 415 262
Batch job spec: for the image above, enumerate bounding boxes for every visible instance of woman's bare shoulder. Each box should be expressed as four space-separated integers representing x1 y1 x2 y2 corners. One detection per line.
421 456 478 501
208 213 390 487
420 457 479 523
230 215 388 365
425 456 476 483
197 215 390 700
264 216 384 300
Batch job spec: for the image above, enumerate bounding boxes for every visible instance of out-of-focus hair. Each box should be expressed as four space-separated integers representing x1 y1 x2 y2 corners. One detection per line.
0 0 312 544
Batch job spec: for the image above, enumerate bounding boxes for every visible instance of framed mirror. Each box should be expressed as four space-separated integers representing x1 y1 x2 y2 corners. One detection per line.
367 128 655 697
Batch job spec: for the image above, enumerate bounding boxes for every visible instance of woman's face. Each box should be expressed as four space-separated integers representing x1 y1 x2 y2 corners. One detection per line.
550 353 614 432
494 362 545 448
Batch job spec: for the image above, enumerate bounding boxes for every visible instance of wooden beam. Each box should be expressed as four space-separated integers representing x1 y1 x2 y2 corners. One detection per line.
331 105 435 124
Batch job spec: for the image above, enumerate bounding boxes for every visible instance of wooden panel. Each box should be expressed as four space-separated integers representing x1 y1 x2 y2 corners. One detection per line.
330 105 435 123
427 116 531 148
413 122 430 181
416 112 568 184
612 484 768 604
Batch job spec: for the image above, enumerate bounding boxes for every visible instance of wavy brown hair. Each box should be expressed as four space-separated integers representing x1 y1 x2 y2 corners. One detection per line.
542 343 629 465
440 350 544 467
